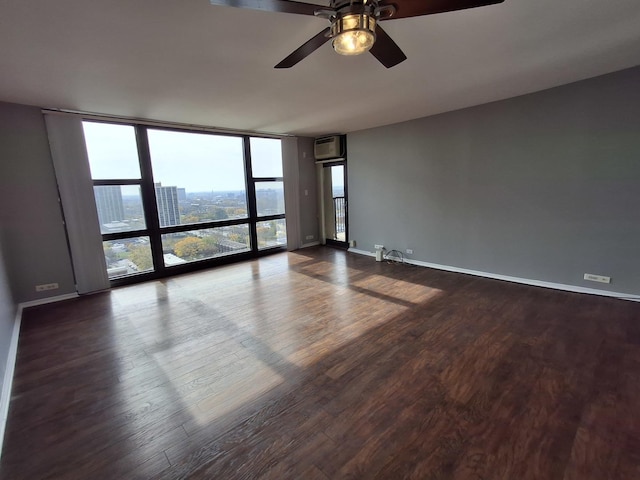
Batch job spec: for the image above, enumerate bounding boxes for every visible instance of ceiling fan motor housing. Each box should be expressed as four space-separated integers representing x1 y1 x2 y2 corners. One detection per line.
328 1 386 55
330 14 377 54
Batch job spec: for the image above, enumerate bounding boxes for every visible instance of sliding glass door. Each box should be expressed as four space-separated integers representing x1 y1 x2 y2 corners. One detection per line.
82 121 286 284
322 161 348 247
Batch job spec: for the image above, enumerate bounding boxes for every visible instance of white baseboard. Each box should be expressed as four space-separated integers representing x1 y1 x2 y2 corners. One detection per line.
300 241 321 248
1 291 79 457
349 248 376 258
0 305 22 458
347 248 640 302
20 292 78 309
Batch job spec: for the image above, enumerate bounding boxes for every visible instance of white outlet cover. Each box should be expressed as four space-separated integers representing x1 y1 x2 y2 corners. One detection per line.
583 273 611 284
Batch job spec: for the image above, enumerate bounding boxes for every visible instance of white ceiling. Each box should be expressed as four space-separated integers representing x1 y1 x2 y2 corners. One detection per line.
1 0 639 137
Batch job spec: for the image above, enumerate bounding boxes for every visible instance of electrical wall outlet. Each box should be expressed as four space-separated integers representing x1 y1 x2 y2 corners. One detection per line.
349 240 356 247
406 249 413 254
583 273 611 284
305 235 314 240
374 244 385 250
35 283 59 292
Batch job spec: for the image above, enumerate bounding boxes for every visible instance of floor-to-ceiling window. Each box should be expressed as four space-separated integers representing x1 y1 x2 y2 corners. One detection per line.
83 122 155 279
82 121 286 284
250 137 287 250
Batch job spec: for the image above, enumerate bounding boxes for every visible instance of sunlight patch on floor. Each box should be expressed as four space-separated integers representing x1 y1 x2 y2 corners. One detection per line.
283 286 445 369
191 357 285 426
351 274 443 306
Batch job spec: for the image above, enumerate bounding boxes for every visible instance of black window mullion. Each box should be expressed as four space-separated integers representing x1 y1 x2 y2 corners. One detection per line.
255 213 286 222
93 179 141 186
135 126 165 273
158 217 252 235
102 230 149 242
343 161 349 245
252 177 282 182
243 136 259 252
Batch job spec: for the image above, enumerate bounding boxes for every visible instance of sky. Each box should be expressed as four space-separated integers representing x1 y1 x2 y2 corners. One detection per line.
83 122 283 192
331 164 344 189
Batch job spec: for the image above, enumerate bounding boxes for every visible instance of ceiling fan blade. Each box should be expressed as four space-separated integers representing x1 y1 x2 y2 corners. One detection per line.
209 0 322 16
369 25 407 68
379 0 505 21
275 28 332 68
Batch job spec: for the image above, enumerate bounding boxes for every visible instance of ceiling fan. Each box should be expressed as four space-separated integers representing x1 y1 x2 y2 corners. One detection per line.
209 0 504 68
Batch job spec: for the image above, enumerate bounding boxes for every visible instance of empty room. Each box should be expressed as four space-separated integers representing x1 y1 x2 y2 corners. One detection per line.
1 0 640 478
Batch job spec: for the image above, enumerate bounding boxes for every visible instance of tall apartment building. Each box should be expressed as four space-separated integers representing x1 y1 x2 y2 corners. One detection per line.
94 185 125 226
155 183 181 227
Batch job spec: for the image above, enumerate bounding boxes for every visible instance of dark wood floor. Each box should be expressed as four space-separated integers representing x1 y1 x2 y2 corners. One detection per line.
1 247 640 479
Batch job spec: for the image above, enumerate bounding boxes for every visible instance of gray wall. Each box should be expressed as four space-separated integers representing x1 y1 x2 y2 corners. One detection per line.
0 238 17 404
348 66 640 295
296 137 319 245
283 136 319 249
0 102 76 303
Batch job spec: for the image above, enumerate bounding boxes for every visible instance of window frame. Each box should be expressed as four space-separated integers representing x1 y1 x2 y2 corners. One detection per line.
85 120 287 287
246 138 287 250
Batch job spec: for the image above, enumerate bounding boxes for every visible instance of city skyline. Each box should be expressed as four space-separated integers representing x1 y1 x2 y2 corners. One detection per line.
83 122 284 192
94 183 282 230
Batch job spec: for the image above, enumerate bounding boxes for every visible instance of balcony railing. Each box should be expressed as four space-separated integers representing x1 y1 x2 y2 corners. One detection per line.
334 196 346 239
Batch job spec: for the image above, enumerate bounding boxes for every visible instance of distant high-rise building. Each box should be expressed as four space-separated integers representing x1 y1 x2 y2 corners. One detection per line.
155 183 181 227
177 188 187 202
94 186 124 225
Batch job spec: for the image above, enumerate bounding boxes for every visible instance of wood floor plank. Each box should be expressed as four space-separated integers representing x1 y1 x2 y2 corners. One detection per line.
2 246 640 479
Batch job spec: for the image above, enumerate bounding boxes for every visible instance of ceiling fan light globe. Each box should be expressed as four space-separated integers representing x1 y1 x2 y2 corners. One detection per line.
333 30 375 55
331 13 376 56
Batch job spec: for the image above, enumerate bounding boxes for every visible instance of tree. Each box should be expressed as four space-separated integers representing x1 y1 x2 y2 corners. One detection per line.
212 207 228 220
198 235 220 256
257 223 277 247
174 237 205 259
103 245 119 265
183 214 201 224
229 232 248 244
129 246 152 270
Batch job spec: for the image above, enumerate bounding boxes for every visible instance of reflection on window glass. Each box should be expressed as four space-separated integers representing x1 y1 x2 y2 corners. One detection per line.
257 219 287 250
161 225 251 266
83 122 141 179
148 129 248 227
103 237 153 279
256 181 285 217
94 185 146 234
250 137 283 178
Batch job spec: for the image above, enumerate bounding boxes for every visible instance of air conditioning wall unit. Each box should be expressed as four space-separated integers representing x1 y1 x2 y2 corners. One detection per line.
314 135 345 162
